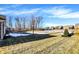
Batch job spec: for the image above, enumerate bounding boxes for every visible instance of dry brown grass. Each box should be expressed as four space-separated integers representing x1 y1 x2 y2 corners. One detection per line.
0 33 79 54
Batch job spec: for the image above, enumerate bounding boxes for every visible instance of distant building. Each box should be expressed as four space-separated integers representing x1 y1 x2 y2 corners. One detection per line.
0 15 6 39
50 26 63 30
63 25 69 29
75 24 79 29
50 26 55 30
75 24 79 34
63 25 74 29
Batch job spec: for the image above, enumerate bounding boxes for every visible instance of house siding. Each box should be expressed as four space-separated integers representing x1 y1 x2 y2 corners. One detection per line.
0 15 6 39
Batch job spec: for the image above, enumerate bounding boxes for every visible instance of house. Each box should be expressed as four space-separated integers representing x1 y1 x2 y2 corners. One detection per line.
0 15 6 39
63 25 69 29
63 25 74 29
75 24 79 34
50 26 63 30
50 26 55 30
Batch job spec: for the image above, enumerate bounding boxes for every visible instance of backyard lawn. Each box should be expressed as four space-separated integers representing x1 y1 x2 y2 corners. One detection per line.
0 32 79 54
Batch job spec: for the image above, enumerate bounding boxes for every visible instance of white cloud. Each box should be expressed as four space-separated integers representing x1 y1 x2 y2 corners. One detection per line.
56 12 79 18
1 6 79 19
42 6 79 18
0 8 41 15
13 8 41 15
43 6 72 16
52 8 71 16
0 11 13 15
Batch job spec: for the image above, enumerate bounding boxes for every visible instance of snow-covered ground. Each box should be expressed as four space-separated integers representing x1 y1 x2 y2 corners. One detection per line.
26 30 54 34
6 33 31 37
6 30 74 37
27 30 74 34
6 30 52 37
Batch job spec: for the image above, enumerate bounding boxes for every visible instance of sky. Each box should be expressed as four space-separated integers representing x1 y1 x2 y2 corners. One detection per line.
0 4 79 27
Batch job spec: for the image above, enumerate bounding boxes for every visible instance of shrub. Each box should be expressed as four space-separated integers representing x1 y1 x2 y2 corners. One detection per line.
63 29 69 37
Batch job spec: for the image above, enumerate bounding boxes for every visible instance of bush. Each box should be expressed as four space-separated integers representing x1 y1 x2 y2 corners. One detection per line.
63 29 70 37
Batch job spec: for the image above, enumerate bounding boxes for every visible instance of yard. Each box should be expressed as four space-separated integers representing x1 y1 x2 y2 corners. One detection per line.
0 31 79 54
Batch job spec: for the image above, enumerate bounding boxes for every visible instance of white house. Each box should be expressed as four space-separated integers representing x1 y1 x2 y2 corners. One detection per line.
0 15 6 39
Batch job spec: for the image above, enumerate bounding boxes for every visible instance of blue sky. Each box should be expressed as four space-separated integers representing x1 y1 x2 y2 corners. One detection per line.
0 4 79 27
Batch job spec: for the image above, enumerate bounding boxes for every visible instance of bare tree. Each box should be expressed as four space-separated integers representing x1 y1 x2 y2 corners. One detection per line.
6 16 13 32
20 17 23 30
8 16 13 29
15 17 21 31
36 16 43 30
31 16 36 34
22 17 26 30
29 15 43 34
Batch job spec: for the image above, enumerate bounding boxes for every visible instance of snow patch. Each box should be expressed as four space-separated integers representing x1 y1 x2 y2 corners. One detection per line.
6 33 31 37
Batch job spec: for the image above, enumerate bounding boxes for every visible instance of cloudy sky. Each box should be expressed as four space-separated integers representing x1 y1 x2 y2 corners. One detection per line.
0 4 79 27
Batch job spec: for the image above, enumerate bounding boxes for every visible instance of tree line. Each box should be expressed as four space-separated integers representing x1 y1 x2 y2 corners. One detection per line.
6 15 43 32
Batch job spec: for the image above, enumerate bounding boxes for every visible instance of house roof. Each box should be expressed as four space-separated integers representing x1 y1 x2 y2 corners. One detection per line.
0 15 6 20
75 24 79 26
